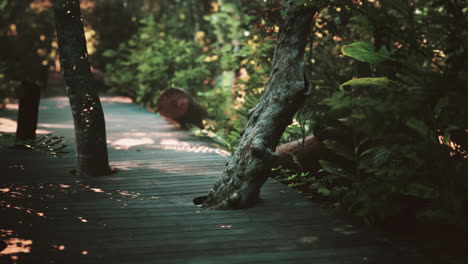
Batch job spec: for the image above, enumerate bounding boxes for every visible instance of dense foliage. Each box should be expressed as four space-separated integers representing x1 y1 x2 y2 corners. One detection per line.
277 0 467 228
103 16 217 109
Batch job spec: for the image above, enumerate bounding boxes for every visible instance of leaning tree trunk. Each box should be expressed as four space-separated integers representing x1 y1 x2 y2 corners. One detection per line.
53 0 112 177
202 2 316 209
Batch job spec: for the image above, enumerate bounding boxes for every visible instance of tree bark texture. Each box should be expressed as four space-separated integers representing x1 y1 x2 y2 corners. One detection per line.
53 0 112 177
16 81 41 140
202 3 316 209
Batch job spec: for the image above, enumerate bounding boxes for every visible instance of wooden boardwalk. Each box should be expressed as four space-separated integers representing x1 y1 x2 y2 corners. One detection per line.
0 92 433 263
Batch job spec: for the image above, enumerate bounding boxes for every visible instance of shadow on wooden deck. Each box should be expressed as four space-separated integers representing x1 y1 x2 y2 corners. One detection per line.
0 95 436 263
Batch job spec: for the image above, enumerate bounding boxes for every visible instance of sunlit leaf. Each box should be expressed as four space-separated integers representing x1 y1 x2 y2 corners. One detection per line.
341 77 395 87
341 42 393 64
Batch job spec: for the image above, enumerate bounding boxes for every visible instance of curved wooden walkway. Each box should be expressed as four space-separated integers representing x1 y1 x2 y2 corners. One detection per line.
1 91 433 263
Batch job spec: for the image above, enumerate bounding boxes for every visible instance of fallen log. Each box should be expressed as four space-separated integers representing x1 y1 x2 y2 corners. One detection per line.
274 127 354 173
156 88 207 129
275 136 330 173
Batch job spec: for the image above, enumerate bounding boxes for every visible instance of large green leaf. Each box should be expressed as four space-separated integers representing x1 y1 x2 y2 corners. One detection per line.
341 42 392 64
341 77 395 87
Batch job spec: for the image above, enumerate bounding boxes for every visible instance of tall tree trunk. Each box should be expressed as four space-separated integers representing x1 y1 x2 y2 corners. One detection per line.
53 0 112 177
202 2 315 209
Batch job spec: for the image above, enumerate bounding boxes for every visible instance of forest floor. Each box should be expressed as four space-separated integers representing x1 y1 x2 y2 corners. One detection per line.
0 75 462 263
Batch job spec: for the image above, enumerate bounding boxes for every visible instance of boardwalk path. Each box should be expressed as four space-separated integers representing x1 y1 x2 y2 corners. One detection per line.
0 93 430 263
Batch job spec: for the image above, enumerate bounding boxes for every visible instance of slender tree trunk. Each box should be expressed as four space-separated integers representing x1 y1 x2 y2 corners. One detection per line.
202 2 316 209
53 0 112 177
16 81 41 140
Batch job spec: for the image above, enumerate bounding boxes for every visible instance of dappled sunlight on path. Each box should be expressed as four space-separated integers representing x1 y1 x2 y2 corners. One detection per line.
110 137 155 150
0 117 53 134
100 96 133 103
0 94 430 263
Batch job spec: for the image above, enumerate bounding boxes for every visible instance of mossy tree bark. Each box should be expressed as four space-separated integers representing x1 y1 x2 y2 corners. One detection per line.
53 0 112 177
202 2 316 209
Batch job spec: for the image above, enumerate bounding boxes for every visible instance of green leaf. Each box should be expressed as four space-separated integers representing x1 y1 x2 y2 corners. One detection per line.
289 182 307 187
319 160 341 175
341 42 392 64
271 166 282 172
341 77 395 87
355 137 371 156
286 174 299 181
318 187 331 196
359 147 379 158
373 148 393 167
405 118 432 138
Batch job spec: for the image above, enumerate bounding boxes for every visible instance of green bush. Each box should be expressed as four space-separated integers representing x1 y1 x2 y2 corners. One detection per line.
104 16 217 109
319 39 468 225
274 1 468 227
